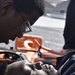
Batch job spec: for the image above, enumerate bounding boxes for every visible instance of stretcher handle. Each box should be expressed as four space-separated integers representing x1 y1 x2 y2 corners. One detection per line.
34 39 63 55
37 46 62 59
41 46 63 55
41 52 62 59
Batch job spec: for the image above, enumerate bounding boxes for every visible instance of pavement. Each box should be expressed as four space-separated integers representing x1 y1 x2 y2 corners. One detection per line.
28 16 65 50
34 16 65 28
0 16 65 50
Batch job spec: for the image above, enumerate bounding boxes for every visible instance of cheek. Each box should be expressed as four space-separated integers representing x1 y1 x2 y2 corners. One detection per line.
8 23 23 38
12 20 23 29
13 27 22 36
10 14 24 31
11 20 23 34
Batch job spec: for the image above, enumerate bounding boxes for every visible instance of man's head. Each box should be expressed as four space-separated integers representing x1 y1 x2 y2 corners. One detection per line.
0 0 45 44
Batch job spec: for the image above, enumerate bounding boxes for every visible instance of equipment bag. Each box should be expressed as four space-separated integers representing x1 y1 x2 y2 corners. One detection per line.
56 50 75 75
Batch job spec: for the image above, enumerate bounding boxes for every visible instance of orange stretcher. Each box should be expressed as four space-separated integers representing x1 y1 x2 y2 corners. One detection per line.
15 34 63 54
14 34 64 66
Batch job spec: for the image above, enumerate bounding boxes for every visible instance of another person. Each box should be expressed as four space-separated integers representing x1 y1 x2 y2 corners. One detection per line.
63 0 75 50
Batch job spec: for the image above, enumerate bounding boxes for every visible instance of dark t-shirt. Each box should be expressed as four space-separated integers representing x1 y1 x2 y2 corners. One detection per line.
63 0 75 49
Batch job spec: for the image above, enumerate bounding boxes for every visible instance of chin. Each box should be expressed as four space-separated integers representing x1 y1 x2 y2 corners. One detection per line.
16 32 23 38
17 34 23 38
10 39 15 41
0 39 9 44
10 36 16 41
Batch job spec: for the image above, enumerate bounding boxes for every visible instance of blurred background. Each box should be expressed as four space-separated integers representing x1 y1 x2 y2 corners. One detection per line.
44 0 70 19
0 0 71 50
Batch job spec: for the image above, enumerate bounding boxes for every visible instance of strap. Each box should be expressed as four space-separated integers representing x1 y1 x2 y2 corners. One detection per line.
37 46 42 57
44 58 52 65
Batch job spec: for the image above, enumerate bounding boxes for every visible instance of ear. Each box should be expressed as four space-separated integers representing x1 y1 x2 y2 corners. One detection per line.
0 1 14 16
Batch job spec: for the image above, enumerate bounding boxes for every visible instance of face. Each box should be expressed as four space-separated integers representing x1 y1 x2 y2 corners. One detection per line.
0 1 40 44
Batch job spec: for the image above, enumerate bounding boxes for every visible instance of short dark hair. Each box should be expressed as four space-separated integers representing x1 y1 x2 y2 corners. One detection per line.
12 0 45 16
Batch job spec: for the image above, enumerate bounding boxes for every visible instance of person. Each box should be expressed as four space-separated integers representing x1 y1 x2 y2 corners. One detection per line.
0 0 44 44
0 0 46 75
63 0 75 50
